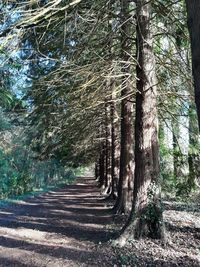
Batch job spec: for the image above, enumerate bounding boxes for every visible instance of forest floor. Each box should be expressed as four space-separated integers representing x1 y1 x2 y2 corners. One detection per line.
0 177 199 267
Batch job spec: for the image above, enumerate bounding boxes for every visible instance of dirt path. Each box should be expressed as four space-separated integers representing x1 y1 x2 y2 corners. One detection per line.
0 177 113 267
1 177 200 267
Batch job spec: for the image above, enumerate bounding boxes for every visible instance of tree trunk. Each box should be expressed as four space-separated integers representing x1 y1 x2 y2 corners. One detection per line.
110 89 120 199
99 148 106 188
172 118 181 180
103 104 112 195
185 0 200 130
113 0 134 214
133 0 163 238
188 103 199 190
95 162 99 181
116 0 164 245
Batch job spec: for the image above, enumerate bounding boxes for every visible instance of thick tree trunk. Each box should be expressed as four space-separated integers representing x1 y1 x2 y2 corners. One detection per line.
132 0 163 238
116 0 164 245
185 0 200 130
114 0 134 214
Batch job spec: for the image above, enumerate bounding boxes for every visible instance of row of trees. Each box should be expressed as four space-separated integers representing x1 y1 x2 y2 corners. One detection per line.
0 0 200 244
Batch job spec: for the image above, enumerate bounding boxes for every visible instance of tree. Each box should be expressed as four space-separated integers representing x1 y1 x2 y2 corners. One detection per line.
185 0 200 130
188 102 199 191
133 0 163 239
113 0 134 214
116 0 164 245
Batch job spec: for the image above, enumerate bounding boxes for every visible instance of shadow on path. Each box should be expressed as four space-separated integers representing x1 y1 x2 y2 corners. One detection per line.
0 177 114 267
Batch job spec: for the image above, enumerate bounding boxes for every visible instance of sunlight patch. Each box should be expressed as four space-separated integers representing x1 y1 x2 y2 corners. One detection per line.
0 227 47 241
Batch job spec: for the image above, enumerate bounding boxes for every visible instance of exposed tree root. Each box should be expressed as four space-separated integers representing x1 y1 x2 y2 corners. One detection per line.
113 215 166 248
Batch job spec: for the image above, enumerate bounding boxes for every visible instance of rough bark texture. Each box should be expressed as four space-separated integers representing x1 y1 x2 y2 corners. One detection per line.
114 0 134 214
185 0 200 131
116 0 164 245
133 0 163 239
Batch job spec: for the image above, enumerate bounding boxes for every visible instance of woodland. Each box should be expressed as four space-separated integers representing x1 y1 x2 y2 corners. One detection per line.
0 0 200 266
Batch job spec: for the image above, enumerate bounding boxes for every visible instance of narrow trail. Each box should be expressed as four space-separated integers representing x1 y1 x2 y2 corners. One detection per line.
0 177 114 267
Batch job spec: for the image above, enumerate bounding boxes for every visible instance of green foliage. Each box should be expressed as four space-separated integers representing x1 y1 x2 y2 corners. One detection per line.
0 144 77 199
176 181 194 197
118 255 130 267
115 251 136 267
0 110 77 199
160 139 200 198
0 91 13 108
0 109 11 130
142 200 163 226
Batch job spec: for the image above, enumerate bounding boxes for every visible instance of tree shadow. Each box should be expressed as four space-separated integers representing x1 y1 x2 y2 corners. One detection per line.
0 235 106 264
0 257 37 267
164 201 200 213
0 177 113 239
141 256 200 267
0 177 114 265
165 221 200 235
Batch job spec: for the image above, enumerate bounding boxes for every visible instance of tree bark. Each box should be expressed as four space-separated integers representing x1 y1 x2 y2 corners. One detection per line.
111 89 120 199
98 146 106 188
116 0 164 245
102 104 112 195
185 0 200 131
133 0 163 239
114 0 134 214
